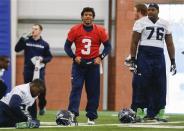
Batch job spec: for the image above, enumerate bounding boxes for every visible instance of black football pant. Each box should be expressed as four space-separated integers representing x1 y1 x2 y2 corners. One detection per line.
131 46 166 118
68 63 100 120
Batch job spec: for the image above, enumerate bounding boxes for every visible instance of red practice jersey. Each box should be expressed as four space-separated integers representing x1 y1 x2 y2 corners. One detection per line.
67 24 108 59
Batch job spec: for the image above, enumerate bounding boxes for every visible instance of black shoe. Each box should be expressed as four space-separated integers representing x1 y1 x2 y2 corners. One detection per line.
39 108 46 115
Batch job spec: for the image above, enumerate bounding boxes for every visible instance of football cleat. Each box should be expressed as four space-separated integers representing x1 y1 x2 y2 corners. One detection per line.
155 109 168 122
87 118 95 125
135 108 145 122
39 108 46 115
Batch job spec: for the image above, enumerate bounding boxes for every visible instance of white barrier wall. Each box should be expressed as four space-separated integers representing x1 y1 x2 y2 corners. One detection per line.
17 0 107 49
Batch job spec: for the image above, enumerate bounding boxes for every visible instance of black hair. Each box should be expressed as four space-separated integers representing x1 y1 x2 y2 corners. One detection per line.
81 7 95 17
31 79 45 92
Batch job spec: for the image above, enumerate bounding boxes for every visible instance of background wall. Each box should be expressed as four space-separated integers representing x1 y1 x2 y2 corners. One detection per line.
15 0 184 112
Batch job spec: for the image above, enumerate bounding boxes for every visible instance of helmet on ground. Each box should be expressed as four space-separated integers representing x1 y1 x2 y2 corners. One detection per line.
56 110 74 126
118 108 136 123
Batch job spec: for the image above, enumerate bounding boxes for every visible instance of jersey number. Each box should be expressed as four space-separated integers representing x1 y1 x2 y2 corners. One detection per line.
81 39 91 55
146 27 164 40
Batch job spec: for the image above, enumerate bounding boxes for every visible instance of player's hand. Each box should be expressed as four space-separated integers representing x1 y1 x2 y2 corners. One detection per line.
28 119 40 128
94 57 101 65
21 32 32 40
182 51 184 55
129 57 137 73
170 59 176 75
74 56 81 64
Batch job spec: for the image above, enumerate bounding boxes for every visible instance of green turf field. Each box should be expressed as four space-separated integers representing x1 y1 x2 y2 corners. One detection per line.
1 110 184 131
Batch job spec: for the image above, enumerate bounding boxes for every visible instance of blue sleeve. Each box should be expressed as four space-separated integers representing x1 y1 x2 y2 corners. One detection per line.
42 43 53 64
99 40 112 60
9 94 28 121
64 39 76 59
15 37 26 52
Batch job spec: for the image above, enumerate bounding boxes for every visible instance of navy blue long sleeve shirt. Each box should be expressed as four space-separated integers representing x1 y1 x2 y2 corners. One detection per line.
15 36 53 69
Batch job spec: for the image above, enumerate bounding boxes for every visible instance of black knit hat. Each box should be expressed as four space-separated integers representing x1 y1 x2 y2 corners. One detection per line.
148 3 159 10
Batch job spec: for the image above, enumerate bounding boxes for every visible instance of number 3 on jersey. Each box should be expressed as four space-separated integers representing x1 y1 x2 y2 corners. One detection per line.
81 38 91 55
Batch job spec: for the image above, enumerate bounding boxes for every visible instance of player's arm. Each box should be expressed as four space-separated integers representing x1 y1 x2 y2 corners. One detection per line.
42 44 53 64
165 34 175 61
9 94 28 121
64 39 76 59
15 34 32 52
165 34 176 75
99 40 111 60
130 31 141 58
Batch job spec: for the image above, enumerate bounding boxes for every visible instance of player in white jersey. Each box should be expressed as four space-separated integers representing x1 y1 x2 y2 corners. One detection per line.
0 79 44 127
0 56 9 99
124 4 147 67
130 3 176 122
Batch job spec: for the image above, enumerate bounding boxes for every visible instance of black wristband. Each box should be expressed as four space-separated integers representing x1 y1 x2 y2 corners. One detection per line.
171 58 175 65
131 57 136 61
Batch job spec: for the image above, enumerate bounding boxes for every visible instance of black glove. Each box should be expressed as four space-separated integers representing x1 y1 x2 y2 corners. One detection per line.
129 57 137 73
170 59 177 75
182 51 184 55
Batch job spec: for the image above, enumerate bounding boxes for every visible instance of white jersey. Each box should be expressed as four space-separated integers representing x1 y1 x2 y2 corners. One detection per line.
133 16 171 49
1 83 37 110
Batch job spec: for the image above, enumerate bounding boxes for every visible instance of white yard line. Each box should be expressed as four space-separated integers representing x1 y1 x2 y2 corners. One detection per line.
1 121 184 130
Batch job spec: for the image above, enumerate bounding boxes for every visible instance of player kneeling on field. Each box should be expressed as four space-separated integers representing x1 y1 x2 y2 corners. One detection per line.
56 110 77 126
0 79 44 128
118 108 136 123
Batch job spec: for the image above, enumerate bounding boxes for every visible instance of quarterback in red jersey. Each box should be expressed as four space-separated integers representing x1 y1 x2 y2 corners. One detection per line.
64 7 111 125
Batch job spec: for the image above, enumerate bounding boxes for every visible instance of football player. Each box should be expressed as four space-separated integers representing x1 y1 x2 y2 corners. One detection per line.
130 3 176 122
64 7 111 125
15 24 53 118
0 56 9 99
0 79 44 128
124 4 147 67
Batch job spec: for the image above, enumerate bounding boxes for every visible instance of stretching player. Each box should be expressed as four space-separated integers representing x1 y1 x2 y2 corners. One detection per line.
0 79 44 128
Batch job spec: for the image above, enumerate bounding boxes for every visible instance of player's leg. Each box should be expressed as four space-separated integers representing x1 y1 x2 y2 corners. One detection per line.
152 55 167 122
132 50 151 122
38 69 46 115
85 65 100 123
68 63 85 117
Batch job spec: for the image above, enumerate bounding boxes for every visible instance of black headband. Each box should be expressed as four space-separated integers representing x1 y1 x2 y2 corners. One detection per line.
148 3 159 10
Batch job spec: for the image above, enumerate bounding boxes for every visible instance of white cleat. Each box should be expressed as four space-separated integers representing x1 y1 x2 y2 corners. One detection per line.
87 118 95 125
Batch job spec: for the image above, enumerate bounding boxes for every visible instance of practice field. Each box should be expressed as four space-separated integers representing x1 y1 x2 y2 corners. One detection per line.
1 111 184 131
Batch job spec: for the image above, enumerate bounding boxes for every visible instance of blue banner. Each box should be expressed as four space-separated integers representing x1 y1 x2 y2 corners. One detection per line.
0 0 11 92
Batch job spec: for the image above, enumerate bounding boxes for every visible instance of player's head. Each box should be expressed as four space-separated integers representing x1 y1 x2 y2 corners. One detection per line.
81 7 95 26
31 24 43 38
0 56 10 70
148 3 159 21
134 4 147 20
30 79 45 97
